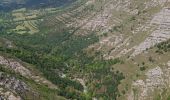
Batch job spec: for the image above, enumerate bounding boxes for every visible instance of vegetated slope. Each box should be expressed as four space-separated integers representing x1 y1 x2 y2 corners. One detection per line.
42 1 170 99
0 0 76 11
0 40 65 100
0 0 170 100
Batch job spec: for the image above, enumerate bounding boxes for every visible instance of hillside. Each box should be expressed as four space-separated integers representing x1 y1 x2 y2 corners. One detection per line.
0 0 76 11
0 0 170 100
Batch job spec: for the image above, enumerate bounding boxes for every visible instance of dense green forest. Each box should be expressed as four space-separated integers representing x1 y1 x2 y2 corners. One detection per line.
0 2 125 99
0 29 125 99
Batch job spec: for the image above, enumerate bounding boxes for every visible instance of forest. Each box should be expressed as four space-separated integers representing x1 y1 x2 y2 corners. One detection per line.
0 1 125 99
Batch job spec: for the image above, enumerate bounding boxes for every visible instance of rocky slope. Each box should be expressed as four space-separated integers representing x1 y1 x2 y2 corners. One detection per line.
0 0 170 100
0 53 63 99
51 0 170 59
49 0 170 99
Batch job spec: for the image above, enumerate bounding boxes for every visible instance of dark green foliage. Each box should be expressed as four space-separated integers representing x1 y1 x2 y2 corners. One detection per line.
140 66 146 71
0 11 125 99
0 32 125 99
0 31 97 99
155 40 170 54
142 62 145 65
0 0 76 11
84 59 125 99
59 87 87 100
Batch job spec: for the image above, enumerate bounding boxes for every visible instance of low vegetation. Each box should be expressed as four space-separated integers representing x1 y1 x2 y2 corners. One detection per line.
155 39 170 54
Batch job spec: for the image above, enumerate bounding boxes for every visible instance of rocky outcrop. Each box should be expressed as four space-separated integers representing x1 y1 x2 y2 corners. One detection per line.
77 0 170 59
132 7 170 56
0 72 30 100
0 72 29 93
0 56 31 78
0 55 57 89
128 65 170 100
0 87 21 100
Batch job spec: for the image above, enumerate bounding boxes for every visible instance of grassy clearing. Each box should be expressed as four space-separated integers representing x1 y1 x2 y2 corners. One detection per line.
116 45 170 100
11 7 61 34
